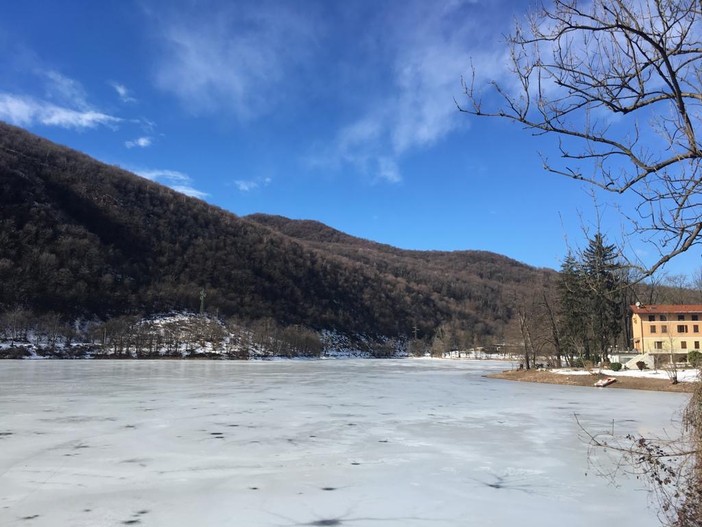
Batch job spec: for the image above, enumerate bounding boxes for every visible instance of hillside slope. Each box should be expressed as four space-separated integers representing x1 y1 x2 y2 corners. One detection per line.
0 122 553 342
247 213 555 334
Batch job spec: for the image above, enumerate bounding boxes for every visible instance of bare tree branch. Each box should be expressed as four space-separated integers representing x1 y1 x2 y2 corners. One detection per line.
460 0 702 278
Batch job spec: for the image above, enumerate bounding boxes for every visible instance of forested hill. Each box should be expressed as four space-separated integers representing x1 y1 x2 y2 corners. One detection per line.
0 121 554 343
247 213 539 288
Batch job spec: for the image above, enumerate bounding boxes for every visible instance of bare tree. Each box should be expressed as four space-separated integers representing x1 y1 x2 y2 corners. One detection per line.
513 287 559 369
579 380 702 526
462 3 702 522
462 0 702 276
541 289 564 367
0 307 33 344
691 267 702 302
517 307 535 369
636 269 669 307
664 273 699 303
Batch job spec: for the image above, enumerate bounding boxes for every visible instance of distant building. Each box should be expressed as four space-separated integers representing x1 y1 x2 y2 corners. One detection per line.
630 304 702 357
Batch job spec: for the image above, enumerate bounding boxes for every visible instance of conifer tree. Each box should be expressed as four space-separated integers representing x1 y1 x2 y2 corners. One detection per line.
558 254 589 363
559 233 624 363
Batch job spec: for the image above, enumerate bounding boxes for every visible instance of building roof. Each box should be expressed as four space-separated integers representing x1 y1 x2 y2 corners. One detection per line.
630 304 702 314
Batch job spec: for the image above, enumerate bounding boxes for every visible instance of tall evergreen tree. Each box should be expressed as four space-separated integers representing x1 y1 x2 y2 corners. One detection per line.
581 233 623 362
559 233 624 363
558 254 589 362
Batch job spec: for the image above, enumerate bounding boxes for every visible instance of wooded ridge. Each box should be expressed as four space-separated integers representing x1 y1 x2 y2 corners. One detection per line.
0 121 555 347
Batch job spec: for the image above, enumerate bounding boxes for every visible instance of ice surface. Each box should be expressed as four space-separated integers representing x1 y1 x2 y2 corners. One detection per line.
0 359 689 526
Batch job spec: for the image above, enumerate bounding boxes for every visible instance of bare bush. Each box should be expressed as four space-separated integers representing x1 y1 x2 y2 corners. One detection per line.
579 378 701 526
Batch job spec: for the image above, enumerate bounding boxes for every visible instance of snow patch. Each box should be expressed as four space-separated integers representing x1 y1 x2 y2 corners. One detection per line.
552 367 700 383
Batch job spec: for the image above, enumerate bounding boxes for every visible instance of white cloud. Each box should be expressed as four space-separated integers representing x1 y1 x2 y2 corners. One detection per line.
145 1 512 183
234 176 272 192
235 180 258 192
125 136 153 148
110 82 137 103
169 185 209 199
43 70 91 109
0 93 121 129
310 0 510 183
0 70 124 130
337 115 385 156
135 168 189 182
139 118 157 132
134 168 208 199
377 157 401 184
149 1 321 120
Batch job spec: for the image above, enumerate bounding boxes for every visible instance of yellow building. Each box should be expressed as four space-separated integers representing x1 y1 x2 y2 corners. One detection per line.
630 303 702 356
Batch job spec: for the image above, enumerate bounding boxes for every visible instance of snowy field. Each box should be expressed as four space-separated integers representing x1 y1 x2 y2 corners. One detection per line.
0 359 690 527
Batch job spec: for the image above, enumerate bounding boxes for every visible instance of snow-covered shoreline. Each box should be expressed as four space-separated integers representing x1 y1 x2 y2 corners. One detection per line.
551 366 700 383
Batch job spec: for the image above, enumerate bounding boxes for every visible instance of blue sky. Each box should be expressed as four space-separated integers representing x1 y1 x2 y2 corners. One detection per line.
1 0 698 276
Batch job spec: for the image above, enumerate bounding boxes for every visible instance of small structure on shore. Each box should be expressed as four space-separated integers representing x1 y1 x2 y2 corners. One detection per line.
594 377 617 388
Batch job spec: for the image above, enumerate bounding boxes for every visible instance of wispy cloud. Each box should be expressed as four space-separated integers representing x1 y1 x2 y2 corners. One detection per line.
169 185 208 199
134 168 208 199
0 93 121 129
42 70 91 109
234 180 258 192
143 0 511 183
234 176 272 192
110 81 137 103
148 0 321 120
125 136 153 148
136 168 190 183
0 69 122 129
377 157 401 184
309 0 509 183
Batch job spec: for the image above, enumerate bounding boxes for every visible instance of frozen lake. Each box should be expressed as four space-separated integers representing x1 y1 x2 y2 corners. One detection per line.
0 359 688 527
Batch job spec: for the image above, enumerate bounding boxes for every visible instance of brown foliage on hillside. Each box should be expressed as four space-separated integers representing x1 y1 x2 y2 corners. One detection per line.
0 122 553 342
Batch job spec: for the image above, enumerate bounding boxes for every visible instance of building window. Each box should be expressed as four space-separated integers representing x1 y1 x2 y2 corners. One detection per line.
650 325 657 333
679 314 686 321
678 325 689 333
654 341 663 350
648 315 656 321
693 315 699 321
660 315 667 321
682 341 688 349
661 325 668 333
695 325 700 333
696 341 700 350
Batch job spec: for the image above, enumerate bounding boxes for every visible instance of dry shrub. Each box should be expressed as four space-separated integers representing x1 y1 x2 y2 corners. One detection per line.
580 375 701 526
